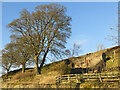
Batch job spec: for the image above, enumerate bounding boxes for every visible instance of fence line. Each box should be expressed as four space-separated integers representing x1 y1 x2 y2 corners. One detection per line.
56 72 120 83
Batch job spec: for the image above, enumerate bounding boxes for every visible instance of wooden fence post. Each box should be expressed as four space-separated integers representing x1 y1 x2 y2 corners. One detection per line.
76 74 78 83
60 76 61 83
87 73 89 80
7 83 8 88
98 73 102 82
68 75 70 83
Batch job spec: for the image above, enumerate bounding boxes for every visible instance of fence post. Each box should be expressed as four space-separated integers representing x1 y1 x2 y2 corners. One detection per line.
87 73 89 80
99 73 102 82
76 74 78 83
7 83 8 89
56 76 61 84
56 83 59 88
60 76 61 83
68 75 70 83
56 76 58 84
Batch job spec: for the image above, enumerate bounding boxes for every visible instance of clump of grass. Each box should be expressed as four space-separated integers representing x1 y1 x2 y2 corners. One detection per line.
11 72 35 80
70 81 77 84
82 84 93 89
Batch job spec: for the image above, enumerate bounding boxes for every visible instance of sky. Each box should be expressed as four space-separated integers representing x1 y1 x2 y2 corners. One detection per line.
0 2 118 75
2 2 118 53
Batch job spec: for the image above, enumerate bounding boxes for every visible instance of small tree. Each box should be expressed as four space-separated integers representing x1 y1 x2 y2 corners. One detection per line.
1 43 16 76
2 40 33 74
10 35 34 73
65 42 81 58
96 44 105 51
106 26 119 45
14 39 33 73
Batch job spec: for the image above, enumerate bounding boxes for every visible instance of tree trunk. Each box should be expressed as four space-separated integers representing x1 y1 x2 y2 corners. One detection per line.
39 50 49 74
6 70 9 78
34 55 39 75
22 63 25 73
39 58 45 74
4 69 9 80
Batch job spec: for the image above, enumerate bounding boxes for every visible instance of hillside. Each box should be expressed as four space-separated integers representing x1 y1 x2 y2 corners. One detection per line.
1 45 120 88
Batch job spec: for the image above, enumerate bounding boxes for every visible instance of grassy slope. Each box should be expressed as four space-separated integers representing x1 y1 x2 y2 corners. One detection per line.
2 45 120 84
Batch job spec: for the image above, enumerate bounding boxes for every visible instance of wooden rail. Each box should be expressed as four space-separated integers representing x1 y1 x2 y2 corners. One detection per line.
56 72 120 83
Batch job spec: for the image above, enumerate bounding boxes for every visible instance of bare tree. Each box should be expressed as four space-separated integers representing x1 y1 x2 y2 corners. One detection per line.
106 26 119 45
96 44 105 51
65 42 81 58
2 39 33 73
12 37 33 73
8 3 72 74
1 43 16 76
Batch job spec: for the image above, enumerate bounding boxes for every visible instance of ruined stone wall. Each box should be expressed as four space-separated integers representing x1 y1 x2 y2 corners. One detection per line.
70 51 105 69
65 45 120 73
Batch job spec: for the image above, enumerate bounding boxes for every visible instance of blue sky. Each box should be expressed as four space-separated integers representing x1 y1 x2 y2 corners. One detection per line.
2 2 118 54
0 2 118 76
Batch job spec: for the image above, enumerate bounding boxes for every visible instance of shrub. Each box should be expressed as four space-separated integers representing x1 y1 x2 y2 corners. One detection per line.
11 72 35 80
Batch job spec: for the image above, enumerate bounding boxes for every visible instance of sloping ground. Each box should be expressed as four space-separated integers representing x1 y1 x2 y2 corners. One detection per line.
1 45 120 87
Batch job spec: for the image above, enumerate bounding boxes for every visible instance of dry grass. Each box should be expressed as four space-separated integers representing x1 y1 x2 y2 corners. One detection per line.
41 61 71 75
3 45 120 85
11 72 35 80
33 71 60 84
